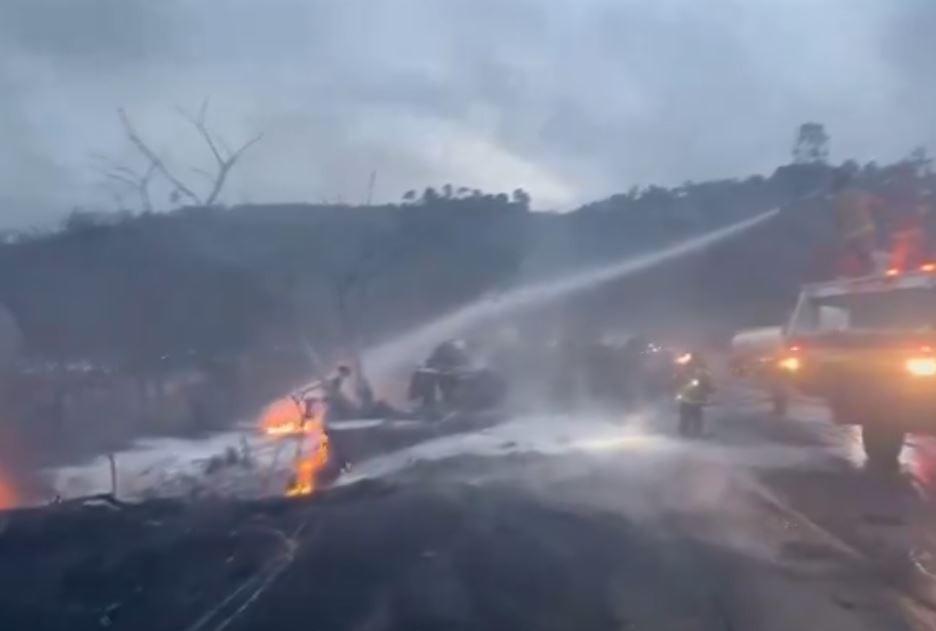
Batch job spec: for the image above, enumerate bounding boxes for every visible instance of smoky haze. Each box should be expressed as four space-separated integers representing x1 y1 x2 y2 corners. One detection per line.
0 0 934 227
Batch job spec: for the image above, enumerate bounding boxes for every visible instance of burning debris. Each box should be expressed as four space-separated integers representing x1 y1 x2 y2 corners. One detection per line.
260 397 309 438
284 427 330 497
259 394 332 498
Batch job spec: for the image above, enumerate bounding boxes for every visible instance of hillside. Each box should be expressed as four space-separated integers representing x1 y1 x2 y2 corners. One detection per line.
0 156 932 475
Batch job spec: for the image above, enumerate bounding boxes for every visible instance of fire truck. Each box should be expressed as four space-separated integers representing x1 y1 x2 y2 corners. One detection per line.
734 265 936 467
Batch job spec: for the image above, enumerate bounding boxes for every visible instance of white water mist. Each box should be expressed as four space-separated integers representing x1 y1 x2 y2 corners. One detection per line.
364 209 778 379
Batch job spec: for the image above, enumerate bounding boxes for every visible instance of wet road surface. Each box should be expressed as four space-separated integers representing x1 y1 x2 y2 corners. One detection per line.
10 386 936 630
325 385 936 630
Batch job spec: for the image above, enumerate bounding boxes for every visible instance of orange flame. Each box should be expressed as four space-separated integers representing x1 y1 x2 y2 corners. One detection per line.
260 397 306 437
259 396 331 497
285 421 330 497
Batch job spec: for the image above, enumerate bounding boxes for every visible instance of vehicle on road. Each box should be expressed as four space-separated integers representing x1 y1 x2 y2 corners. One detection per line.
735 268 936 467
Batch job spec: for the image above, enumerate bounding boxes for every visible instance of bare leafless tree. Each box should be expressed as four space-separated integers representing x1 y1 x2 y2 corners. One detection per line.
176 98 264 206
118 108 203 205
92 153 158 213
117 99 262 207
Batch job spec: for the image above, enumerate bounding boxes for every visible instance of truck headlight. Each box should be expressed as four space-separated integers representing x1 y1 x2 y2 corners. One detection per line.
906 357 936 377
778 357 800 372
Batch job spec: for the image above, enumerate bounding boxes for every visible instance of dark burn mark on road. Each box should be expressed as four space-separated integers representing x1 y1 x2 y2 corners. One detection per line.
0 479 757 631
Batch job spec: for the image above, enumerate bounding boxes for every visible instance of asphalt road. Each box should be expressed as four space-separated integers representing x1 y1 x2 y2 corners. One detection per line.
7 386 936 630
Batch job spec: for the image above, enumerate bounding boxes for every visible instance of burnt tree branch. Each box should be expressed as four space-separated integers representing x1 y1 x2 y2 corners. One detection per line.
118 108 203 205
92 153 159 213
177 99 263 206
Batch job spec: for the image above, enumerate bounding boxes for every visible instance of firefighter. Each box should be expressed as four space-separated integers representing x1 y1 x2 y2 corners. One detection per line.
676 355 714 437
425 340 470 407
426 339 470 371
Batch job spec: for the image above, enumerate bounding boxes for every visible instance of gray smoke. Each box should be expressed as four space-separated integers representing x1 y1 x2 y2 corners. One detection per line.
1 1 934 227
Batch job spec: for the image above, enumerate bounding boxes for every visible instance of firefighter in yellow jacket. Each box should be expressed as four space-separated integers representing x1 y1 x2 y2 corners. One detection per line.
676 354 715 437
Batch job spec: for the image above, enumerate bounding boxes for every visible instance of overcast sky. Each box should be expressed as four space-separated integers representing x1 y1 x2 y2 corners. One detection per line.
0 0 934 227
